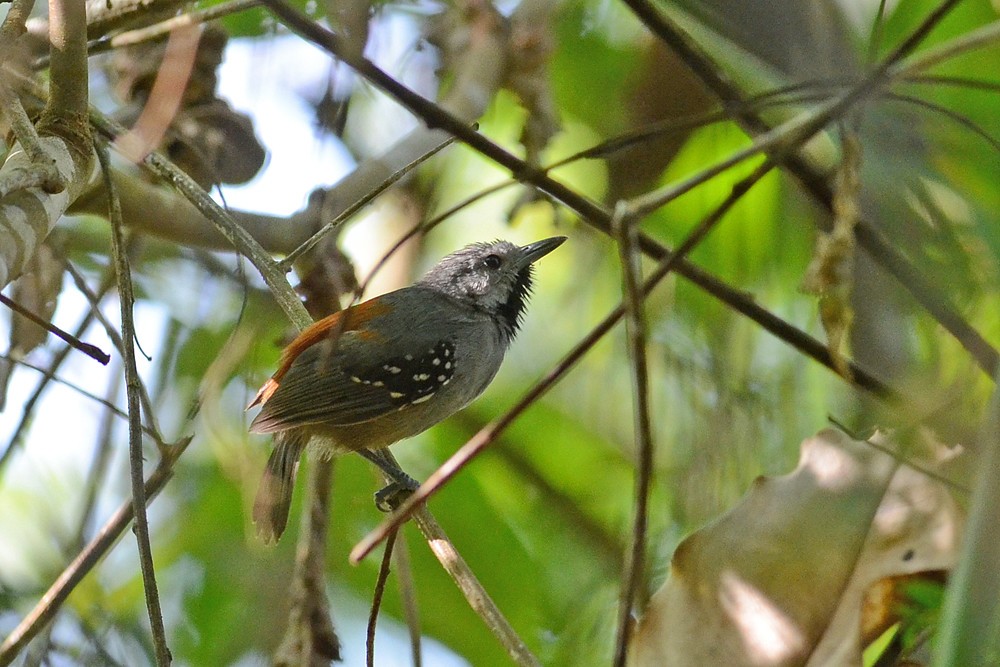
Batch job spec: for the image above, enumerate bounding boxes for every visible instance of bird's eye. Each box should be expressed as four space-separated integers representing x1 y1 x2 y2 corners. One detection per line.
483 254 502 269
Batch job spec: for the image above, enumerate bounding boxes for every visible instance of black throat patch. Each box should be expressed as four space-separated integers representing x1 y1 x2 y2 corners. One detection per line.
494 267 533 344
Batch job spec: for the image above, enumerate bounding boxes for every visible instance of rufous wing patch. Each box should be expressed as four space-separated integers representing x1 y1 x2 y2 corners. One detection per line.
249 298 393 409
247 377 279 410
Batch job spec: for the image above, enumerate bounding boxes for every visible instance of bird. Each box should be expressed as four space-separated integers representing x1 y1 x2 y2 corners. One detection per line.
248 236 566 542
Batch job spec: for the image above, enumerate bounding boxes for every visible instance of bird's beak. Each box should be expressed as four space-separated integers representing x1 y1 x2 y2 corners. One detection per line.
518 236 567 269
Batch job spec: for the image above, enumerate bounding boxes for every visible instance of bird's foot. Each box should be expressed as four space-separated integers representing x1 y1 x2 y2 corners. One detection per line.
374 476 418 512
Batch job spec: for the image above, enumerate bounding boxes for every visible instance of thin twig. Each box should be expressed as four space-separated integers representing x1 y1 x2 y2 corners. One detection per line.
888 92 1000 154
97 141 171 666
867 0 891 65
905 74 1000 93
366 530 398 667
411 509 540 666
107 0 261 48
367 448 540 666
0 290 110 471
0 292 109 364
611 203 655 666
87 110 308 329
891 22 1000 78
280 133 459 269
357 180 514 296
74 366 125 548
19 365 127 665
0 439 191 665
393 532 422 667
64 260 165 446
0 354 160 439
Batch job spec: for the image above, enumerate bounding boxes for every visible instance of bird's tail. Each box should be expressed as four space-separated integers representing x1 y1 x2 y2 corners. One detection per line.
253 430 307 543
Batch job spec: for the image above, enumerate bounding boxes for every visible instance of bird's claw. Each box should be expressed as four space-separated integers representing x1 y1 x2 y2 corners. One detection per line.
374 477 418 512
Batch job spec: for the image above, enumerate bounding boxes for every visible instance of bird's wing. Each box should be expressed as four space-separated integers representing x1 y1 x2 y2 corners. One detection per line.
248 293 463 432
248 339 401 432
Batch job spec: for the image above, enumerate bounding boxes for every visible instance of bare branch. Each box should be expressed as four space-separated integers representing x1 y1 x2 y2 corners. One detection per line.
393 533 422 667
104 0 261 49
98 141 171 665
0 291 109 364
0 272 115 471
280 133 458 269
366 530 397 667
611 203 655 666
410 507 541 667
63 260 165 445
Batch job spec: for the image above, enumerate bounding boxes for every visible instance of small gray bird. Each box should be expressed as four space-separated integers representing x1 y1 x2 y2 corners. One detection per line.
248 236 566 542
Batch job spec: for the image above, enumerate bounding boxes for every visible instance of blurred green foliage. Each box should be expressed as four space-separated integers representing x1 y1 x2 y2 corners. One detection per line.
2 0 998 665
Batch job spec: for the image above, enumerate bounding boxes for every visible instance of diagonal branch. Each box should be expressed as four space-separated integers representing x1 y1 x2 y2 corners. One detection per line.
0 292 109 364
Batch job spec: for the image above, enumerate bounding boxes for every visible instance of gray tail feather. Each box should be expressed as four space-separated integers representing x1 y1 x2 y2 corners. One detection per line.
253 430 307 543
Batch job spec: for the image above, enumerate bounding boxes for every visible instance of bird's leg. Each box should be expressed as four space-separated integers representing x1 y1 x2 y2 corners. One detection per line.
357 449 419 512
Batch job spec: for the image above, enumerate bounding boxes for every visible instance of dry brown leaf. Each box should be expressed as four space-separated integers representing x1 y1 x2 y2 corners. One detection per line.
630 429 963 667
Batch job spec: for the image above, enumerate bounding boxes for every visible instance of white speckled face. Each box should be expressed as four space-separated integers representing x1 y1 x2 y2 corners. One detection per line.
418 237 565 341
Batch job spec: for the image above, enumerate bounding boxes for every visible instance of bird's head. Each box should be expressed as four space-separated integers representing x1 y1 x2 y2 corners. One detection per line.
418 236 565 341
